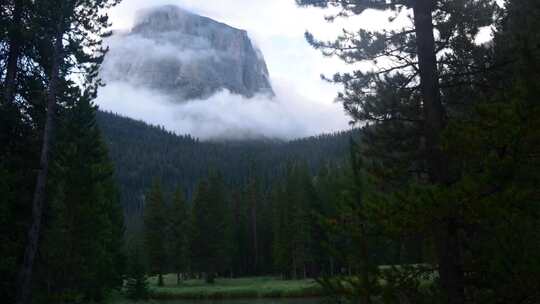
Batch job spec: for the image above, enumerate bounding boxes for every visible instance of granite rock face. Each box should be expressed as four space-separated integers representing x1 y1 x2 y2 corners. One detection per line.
102 5 274 100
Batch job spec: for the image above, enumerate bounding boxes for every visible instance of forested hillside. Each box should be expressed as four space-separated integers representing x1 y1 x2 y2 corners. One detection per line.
97 111 357 217
3 1 540 303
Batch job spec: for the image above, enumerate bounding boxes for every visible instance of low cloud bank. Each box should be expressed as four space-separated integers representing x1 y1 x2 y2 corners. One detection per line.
95 80 350 141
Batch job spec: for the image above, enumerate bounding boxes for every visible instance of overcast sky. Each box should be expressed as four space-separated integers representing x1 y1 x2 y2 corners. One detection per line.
100 0 495 140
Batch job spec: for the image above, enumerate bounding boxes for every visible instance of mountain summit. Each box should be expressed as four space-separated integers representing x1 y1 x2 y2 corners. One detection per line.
102 5 274 100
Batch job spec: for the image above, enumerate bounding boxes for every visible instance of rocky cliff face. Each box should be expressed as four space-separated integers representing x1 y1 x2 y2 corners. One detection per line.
102 5 274 100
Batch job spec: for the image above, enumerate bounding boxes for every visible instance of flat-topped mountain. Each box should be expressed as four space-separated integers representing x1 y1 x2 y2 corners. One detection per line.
102 5 274 100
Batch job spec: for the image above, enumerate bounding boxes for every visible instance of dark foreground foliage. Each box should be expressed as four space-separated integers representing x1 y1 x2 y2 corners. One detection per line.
297 0 540 303
1 0 124 302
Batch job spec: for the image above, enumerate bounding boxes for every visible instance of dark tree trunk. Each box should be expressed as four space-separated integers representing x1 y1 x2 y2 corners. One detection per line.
205 272 215 284
158 273 164 286
435 218 464 304
413 1 464 304
360 224 372 304
250 188 259 274
292 256 297 280
15 29 63 304
3 0 22 104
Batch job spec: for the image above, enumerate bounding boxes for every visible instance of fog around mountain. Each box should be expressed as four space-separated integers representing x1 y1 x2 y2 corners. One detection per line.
96 5 349 140
97 80 349 141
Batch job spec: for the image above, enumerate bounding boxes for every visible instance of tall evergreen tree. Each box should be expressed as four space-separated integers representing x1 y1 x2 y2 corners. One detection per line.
190 172 227 283
169 187 190 284
272 163 316 279
38 97 125 302
297 1 497 302
272 179 293 278
190 180 211 282
125 245 149 301
245 177 260 274
8 1 121 302
229 190 250 276
437 1 540 302
143 180 167 287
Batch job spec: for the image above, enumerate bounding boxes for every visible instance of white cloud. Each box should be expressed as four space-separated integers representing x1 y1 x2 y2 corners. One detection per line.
97 80 349 141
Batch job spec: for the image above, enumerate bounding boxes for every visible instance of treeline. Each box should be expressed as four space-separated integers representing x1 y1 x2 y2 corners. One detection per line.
137 151 416 283
1 1 124 303
97 110 357 219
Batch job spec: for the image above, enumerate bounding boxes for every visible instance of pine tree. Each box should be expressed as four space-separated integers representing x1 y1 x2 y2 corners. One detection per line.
318 140 385 303
297 1 497 302
190 172 227 283
437 1 540 302
230 190 250 276
290 164 314 279
272 163 316 279
143 180 167 287
169 187 190 284
272 179 293 278
245 177 260 274
38 97 125 302
10 0 121 302
207 172 229 279
125 246 150 301
190 180 211 282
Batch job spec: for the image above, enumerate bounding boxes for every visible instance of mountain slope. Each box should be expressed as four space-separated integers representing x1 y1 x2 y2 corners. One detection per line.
97 111 357 216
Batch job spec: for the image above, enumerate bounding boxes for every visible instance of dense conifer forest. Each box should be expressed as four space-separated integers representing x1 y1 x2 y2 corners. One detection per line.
2 0 540 304
96 111 357 218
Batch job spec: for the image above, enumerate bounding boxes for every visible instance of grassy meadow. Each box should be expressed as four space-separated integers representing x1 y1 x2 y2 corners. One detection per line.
145 275 323 300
